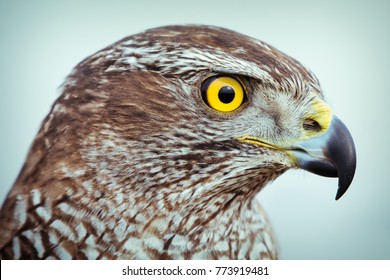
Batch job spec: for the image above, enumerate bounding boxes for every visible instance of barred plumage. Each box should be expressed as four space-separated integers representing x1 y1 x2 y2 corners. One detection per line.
0 25 356 259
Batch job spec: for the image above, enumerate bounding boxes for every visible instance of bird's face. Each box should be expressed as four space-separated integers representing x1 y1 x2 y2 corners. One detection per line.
66 25 356 203
186 70 354 200
0 25 357 260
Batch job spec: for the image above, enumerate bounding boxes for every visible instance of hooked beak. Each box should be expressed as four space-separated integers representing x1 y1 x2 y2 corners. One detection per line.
290 115 356 200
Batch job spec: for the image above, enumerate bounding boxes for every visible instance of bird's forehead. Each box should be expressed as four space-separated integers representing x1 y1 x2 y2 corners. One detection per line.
97 25 322 96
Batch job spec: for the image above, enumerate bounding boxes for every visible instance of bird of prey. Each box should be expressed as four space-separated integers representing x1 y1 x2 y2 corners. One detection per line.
0 25 356 259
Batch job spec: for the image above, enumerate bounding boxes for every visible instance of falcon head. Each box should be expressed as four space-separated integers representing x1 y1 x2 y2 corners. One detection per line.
0 25 356 259
65 25 355 199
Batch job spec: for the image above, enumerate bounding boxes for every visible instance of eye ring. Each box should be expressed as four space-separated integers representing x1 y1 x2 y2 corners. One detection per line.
201 76 246 112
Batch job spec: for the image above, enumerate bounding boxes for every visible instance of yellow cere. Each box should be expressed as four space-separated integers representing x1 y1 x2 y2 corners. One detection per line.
206 76 244 112
238 98 334 152
302 98 333 139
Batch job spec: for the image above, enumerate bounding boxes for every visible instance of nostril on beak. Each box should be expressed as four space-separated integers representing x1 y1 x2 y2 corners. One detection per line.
303 118 322 132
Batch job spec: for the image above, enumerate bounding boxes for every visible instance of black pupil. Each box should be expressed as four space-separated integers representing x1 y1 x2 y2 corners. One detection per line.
218 86 235 104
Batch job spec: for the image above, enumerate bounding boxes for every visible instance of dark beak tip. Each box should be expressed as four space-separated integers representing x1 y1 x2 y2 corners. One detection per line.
327 116 357 201
335 175 356 201
334 160 357 200
335 188 346 200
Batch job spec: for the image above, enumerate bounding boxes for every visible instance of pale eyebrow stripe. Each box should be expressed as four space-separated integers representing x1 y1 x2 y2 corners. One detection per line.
211 67 273 83
211 67 258 79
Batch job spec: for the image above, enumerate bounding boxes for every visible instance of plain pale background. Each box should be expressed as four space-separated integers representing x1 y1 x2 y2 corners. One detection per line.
0 0 389 259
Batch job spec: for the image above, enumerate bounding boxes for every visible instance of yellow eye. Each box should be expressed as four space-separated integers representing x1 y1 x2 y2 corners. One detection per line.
201 76 246 112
